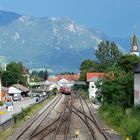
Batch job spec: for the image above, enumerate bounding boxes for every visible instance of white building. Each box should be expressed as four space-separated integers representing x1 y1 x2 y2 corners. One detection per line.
87 73 103 99
8 87 22 95
49 83 60 91
134 62 140 105
57 78 74 87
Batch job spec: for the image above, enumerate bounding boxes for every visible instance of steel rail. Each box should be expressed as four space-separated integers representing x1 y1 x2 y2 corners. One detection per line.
30 94 62 136
33 115 68 140
71 109 96 140
77 92 109 140
30 115 61 138
72 105 96 123
15 94 62 140
79 96 97 139
79 93 109 140
52 105 68 140
35 97 70 140
39 116 68 140
64 97 72 140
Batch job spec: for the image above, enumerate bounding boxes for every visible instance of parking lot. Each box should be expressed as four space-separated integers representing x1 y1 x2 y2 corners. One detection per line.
0 97 36 124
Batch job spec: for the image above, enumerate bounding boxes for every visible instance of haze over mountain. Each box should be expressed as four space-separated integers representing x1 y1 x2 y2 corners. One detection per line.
0 10 126 72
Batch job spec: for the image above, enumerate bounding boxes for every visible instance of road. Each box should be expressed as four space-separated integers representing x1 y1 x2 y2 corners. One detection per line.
0 97 36 124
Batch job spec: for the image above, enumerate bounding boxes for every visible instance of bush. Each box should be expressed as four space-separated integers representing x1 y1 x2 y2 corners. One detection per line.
52 88 58 95
121 117 140 140
12 114 18 123
99 104 140 140
0 101 3 106
79 90 89 98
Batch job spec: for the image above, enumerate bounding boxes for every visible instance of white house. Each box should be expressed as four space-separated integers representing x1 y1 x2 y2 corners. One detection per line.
8 86 22 100
8 87 22 95
87 73 103 99
7 84 29 100
49 83 60 91
57 78 74 87
133 62 140 105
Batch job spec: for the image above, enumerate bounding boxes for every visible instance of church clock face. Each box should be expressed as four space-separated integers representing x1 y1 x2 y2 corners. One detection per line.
133 45 138 51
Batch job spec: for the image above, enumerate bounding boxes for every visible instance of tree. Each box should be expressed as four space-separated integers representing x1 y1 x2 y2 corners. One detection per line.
95 41 122 71
43 70 48 81
79 59 96 81
38 71 44 79
30 69 49 82
59 72 74 75
0 65 4 75
118 54 140 73
2 62 27 86
96 67 133 109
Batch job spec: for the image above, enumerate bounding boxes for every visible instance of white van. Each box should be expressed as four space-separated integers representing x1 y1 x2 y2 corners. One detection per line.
13 94 21 101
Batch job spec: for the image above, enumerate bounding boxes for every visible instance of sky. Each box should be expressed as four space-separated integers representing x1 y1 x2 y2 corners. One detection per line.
0 0 140 38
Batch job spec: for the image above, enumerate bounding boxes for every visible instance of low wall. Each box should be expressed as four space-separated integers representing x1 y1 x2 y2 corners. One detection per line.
0 118 14 132
0 95 49 133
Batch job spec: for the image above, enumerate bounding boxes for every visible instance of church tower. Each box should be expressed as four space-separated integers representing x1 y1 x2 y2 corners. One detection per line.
130 33 139 57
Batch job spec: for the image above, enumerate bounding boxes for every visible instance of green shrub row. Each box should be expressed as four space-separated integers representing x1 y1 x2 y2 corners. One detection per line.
99 104 140 140
12 106 32 123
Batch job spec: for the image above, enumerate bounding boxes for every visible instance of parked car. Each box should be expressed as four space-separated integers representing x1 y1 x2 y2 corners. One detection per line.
36 97 39 102
13 94 21 101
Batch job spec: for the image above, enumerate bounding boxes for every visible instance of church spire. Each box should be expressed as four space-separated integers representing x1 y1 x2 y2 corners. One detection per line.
132 34 138 47
130 26 139 57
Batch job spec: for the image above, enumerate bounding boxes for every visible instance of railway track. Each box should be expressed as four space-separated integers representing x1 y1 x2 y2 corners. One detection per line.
14 94 62 140
71 92 109 140
30 96 72 140
10 91 120 140
81 95 109 140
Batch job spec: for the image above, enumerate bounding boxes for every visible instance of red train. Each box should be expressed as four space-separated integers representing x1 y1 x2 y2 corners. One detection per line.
60 86 71 95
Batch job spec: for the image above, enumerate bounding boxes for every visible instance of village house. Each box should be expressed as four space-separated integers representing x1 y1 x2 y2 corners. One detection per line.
48 83 60 91
47 73 80 91
87 72 103 99
7 84 30 101
12 84 30 97
133 62 140 105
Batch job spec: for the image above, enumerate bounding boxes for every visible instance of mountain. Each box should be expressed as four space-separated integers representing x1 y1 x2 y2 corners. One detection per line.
0 10 21 25
0 10 106 72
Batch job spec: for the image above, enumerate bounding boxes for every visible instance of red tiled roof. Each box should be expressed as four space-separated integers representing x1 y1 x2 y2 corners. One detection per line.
87 72 103 82
56 73 80 82
73 73 80 80
48 73 80 83
48 77 58 83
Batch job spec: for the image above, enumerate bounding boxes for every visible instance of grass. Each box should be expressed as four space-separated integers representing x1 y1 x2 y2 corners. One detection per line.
77 89 89 98
0 95 55 140
99 104 140 140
